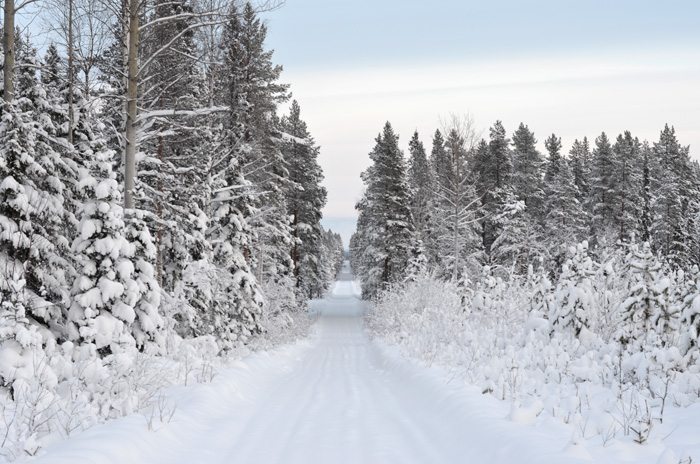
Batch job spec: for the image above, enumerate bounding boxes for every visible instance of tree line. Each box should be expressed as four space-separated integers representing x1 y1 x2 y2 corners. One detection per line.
351 118 700 299
0 0 343 390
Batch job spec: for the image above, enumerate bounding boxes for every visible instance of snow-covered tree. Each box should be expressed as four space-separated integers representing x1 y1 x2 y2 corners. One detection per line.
612 131 642 242
544 159 588 271
650 125 698 268
550 242 597 339
353 122 413 299
280 101 328 299
474 121 513 255
568 137 590 203
432 128 482 278
0 94 70 349
679 265 700 358
407 130 437 266
543 133 563 187
616 242 664 350
511 123 545 221
68 148 136 355
588 132 616 239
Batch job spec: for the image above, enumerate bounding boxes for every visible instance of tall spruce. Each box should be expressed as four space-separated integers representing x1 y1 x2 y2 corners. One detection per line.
407 131 436 266
280 101 328 299
353 122 413 298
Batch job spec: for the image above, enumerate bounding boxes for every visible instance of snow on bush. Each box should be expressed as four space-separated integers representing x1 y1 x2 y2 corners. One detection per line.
368 243 700 451
0 311 314 462
0 286 314 462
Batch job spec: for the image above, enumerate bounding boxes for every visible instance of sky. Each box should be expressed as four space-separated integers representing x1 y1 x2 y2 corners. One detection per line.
261 0 700 230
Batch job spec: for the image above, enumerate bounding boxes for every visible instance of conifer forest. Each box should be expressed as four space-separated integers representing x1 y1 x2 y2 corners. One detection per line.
1 0 699 462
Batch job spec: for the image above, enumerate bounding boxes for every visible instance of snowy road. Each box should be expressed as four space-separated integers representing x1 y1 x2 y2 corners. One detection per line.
32 267 633 463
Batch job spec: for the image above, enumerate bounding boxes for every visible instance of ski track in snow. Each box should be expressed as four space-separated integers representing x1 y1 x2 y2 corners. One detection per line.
29 266 657 464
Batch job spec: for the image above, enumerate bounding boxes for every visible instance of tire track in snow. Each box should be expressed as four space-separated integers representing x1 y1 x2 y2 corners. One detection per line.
31 265 603 464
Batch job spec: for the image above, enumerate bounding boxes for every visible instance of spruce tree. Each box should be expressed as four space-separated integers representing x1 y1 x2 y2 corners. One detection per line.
280 101 327 299
617 242 663 350
407 130 437 267
354 122 413 298
550 241 597 338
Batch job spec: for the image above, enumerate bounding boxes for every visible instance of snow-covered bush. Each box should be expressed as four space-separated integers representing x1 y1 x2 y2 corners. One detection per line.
368 244 700 449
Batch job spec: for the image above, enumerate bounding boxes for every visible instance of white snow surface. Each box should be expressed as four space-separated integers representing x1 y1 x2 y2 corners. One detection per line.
27 265 690 463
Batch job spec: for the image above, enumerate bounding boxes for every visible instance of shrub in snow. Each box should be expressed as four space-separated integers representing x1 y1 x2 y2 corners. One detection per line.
527 264 554 319
68 150 164 356
616 242 664 350
550 241 597 340
680 265 700 361
368 254 700 449
68 164 136 355
123 211 165 354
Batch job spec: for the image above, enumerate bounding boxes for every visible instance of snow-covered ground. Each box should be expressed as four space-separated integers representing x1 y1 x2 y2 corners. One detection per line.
25 265 696 463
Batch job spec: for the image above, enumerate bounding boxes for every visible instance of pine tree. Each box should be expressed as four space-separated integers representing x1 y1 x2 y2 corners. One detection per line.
588 132 616 240
474 121 513 255
650 125 698 267
511 123 545 220
486 120 512 190
543 133 563 186
612 131 642 242
543 159 588 272
639 142 656 243
568 137 591 203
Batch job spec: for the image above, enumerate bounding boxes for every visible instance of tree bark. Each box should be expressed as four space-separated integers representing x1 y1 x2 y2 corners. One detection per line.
124 0 139 210
68 0 74 144
3 0 14 102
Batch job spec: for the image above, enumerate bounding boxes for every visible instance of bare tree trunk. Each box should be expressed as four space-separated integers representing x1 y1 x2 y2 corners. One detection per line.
3 0 14 102
68 0 74 143
124 0 139 210
453 144 461 281
258 240 264 284
292 206 299 276
156 133 164 286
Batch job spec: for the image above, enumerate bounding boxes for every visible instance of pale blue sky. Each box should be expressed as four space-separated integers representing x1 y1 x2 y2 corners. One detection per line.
263 0 700 223
265 0 699 67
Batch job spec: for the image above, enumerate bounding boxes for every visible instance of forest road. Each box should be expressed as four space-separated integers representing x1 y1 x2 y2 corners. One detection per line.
32 263 591 464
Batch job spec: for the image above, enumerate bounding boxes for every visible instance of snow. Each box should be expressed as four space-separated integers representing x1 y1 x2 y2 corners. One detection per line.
16 264 697 463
